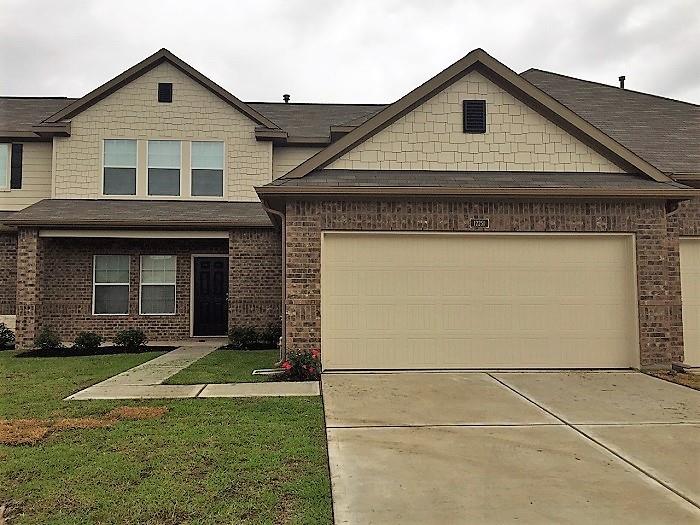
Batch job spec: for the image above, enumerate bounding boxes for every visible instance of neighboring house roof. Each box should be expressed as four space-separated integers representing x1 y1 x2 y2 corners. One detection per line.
248 102 386 143
0 210 16 232
4 200 272 228
522 69 700 177
41 49 280 130
258 169 693 198
0 97 76 138
280 49 670 183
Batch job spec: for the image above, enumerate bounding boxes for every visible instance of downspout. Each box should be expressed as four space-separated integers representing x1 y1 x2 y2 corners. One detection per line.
261 202 286 362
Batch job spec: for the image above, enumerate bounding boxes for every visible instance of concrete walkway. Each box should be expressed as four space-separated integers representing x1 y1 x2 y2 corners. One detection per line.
65 345 320 400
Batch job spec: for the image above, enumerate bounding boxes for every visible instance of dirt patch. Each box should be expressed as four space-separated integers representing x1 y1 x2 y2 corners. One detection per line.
0 406 168 446
647 371 700 391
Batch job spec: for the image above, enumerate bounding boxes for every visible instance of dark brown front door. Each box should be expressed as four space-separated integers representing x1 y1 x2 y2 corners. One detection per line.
193 256 229 336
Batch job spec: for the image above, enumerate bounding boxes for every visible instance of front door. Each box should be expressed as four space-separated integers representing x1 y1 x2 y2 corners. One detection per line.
193 256 229 336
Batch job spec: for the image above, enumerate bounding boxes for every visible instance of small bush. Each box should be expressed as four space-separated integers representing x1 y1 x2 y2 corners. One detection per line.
279 349 321 381
113 329 148 352
34 325 63 351
0 322 15 350
260 321 283 348
228 325 258 350
72 331 104 353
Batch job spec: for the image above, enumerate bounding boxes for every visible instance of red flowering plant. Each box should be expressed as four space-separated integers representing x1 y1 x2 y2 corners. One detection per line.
278 349 321 381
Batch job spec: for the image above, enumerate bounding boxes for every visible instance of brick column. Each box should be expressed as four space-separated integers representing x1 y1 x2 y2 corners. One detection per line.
15 228 42 349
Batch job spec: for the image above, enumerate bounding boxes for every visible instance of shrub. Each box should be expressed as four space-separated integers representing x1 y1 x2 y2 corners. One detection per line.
0 322 15 350
34 325 63 351
113 329 148 352
228 325 258 350
72 331 104 353
279 349 321 381
261 321 283 348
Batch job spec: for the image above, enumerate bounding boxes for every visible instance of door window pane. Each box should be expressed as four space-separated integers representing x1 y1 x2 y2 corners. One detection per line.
103 140 136 196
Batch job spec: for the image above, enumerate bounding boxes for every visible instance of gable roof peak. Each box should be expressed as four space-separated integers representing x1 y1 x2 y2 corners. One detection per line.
42 48 279 129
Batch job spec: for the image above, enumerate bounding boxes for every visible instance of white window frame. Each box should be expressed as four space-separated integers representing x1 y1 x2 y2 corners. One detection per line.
146 140 182 198
190 140 226 200
139 255 177 315
92 255 130 316
101 139 138 198
0 143 10 191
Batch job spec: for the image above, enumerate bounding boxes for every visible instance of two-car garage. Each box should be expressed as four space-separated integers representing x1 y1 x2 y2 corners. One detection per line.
321 232 639 370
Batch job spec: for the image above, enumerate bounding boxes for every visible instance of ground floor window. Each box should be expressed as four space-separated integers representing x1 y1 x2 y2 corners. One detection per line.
93 255 130 314
140 255 176 314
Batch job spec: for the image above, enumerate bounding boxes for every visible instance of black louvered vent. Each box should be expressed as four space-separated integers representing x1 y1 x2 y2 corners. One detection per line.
463 100 486 133
158 82 173 103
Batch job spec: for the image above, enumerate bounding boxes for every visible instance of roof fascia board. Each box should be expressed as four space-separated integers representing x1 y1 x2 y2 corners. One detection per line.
255 185 695 199
43 49 279 129
283 49 671 183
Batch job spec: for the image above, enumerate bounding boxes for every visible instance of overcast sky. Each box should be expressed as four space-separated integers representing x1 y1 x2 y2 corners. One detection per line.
1 0 698 104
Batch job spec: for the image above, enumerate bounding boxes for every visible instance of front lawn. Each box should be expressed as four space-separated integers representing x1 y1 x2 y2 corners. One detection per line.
0 350 332 524
166 349 279 385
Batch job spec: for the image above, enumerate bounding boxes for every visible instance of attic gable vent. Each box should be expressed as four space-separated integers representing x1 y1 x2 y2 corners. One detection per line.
463 100 486 133
158 82 173 103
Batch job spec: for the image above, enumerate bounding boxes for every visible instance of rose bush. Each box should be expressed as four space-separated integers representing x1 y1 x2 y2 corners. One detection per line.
278 349 321 381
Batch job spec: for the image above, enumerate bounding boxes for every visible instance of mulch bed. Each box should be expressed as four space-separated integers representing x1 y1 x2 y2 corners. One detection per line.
15 346 176 358
646 371 700 391
0 406 168 446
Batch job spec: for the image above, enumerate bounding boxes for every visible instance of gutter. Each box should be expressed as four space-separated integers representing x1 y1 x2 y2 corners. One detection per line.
260 201 287 362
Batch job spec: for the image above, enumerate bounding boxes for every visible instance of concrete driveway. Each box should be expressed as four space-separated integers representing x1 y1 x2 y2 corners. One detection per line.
322 372 700 524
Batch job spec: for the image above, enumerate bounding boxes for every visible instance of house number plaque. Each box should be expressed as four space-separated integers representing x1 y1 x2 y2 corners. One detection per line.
470 218 489 229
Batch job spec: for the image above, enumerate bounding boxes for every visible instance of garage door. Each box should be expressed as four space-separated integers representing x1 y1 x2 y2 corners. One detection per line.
321 233 638 370
680 239 700 366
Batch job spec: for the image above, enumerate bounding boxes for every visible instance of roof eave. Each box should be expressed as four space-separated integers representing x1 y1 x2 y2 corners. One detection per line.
256 185 696 199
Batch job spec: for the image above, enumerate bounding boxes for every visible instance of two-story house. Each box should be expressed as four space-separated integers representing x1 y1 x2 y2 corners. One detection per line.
1 48 699 371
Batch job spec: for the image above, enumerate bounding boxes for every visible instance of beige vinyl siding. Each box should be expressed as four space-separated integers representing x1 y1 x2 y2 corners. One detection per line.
679 239 700 365
327 70 625 173
321 232 638 370
52 62 272 201
0 142 52 211
272 146 323 179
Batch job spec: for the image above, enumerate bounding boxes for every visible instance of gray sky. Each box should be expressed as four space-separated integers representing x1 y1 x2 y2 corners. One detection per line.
1 0 699 104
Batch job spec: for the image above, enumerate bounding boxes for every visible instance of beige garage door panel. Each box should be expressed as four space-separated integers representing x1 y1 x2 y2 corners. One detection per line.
680 239 700 366
321 233 638 370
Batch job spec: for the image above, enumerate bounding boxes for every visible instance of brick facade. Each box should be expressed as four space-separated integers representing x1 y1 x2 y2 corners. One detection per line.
0 232 17 316
285 198 681 368
13 228 282 347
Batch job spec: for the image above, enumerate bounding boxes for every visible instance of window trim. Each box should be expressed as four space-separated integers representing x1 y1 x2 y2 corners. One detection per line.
190 140 226 199
92 254 130 316
147 140 182 197
0 143 10 191
139 255 177 316
101 138 138 197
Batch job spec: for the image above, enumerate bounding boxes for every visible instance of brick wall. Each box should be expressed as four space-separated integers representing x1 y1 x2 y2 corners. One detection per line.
13 228 283 347
285 198 678 367
328 70 624 173
0 232 17 316
229 228 283 330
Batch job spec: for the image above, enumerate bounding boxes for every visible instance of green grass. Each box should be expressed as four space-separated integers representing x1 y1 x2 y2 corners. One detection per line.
166 349 279 385
0 350 332 524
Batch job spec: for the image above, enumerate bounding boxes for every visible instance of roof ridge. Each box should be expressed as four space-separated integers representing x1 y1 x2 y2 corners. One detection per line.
522 68 700 108
247 101 388 107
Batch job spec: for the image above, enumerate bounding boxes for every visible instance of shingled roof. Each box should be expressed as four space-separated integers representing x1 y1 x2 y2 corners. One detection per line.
0 97 76 137
522 69 700 177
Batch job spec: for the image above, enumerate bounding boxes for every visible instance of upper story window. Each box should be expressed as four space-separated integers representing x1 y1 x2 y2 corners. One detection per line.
103 139 137 195
148 140 180 196
191 141 224 197
0 144 9 190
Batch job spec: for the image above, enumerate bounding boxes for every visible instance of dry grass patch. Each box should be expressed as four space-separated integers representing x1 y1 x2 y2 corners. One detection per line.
0 406 168 446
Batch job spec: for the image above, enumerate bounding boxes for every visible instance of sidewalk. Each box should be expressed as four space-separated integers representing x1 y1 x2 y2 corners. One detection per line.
65 345 319 400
